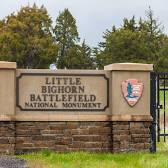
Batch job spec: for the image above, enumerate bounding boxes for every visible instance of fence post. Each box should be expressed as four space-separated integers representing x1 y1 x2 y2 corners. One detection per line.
150 72 156 152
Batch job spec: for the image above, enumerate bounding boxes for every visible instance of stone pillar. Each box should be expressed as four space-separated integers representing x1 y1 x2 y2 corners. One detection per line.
0 61 16 154
104 63 153 152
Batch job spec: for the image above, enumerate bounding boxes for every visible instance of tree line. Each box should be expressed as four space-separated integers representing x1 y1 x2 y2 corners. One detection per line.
0 4 168 71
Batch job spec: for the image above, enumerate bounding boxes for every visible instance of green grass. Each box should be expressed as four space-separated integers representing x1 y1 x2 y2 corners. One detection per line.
18 142 168 168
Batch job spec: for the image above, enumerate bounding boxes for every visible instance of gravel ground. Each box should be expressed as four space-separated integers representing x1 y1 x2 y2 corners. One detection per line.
0 156 28 168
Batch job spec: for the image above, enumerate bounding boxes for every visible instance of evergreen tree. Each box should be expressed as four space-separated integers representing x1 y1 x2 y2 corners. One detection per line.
63 40 94 69
77 40 94 69
0 4 58 68
54 9 79 68
123 16 137 31
138 7 164 62
95 8 165 70
155 37 168 72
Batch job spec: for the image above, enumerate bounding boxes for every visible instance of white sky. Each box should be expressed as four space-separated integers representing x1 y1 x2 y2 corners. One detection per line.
1 0 168 46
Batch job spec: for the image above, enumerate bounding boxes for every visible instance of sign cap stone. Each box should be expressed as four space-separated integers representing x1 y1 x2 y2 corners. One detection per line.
0 61 16 69
104 63 153 71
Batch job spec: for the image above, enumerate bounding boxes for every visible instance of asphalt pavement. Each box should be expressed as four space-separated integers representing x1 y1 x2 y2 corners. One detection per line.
0 156 28 168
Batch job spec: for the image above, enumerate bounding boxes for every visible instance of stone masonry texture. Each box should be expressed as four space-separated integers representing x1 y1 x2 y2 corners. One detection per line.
112 121 151 152
0 122 15 154
15 121 112 154
0 121 151 154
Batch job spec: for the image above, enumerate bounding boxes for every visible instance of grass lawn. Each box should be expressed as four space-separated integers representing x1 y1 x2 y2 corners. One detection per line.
18 141 168 168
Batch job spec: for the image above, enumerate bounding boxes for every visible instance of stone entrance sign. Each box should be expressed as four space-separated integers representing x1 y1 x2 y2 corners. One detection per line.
0 62 154 154
16 72 109 111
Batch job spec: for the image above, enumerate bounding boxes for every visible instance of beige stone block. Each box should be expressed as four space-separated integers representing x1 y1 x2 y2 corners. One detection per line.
111 71 150 115
0 69 16 116
14 114 152 121
104 63 153 71
104 63 153 117
0 61 16 69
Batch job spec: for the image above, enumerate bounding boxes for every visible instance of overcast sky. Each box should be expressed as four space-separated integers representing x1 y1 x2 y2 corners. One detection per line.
1 0 168 46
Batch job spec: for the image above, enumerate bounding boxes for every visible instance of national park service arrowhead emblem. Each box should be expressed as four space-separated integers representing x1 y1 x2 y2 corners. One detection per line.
121 79 143 107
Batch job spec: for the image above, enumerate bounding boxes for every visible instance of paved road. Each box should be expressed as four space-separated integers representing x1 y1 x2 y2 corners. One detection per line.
0 156 28 168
